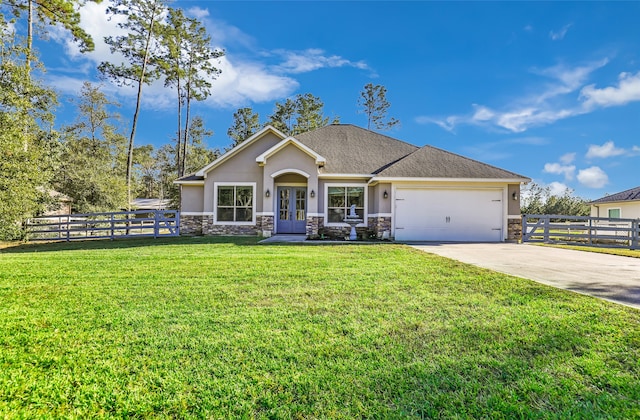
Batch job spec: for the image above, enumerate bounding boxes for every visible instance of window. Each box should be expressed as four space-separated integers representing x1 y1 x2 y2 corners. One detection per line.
216 184 254 223
327 186 365 223
608 208 621 219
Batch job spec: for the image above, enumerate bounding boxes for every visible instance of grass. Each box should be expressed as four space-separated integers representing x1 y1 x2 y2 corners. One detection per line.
541 243 640 259
1 237 639 418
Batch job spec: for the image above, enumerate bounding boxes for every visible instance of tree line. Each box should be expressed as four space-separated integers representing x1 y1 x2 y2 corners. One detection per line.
0 0 402 240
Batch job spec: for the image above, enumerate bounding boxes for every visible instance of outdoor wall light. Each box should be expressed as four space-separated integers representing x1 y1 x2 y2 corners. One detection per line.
310 190 315 198
265 189 270 198
383 190 389 199
512 191 518 201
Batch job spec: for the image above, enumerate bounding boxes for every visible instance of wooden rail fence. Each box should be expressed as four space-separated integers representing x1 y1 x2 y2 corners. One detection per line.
25 210 180 241
522 214 639 250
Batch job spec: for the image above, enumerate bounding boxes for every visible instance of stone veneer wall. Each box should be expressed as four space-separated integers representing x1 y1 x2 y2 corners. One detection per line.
507 217 523 242
180 214 274 236
181 215 204 235
367 216 392 239
306 216 323 239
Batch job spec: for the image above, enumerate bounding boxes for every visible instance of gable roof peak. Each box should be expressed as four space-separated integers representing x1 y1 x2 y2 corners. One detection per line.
194 125 287 176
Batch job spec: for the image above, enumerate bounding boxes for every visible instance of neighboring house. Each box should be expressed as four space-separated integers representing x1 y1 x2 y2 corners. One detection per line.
130 198 172 211
590 186 640 220
43 190 73 216
175 124 530 242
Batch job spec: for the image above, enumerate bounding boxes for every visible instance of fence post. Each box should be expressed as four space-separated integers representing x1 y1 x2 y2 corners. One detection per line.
66 215 70 242
543 216 549 243
632 219 639 250
110 213 115 240
154 210 159 239
588 217 592 246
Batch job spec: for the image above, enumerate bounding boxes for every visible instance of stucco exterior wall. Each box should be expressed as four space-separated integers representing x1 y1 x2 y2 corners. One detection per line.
263 144 319 216
180 185 204 213
508 184 522 216
202 132 283 214
591 201 640 219
370 183 392 215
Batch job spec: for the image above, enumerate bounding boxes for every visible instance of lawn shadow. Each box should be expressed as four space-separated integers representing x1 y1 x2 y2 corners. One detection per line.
0 235 260 254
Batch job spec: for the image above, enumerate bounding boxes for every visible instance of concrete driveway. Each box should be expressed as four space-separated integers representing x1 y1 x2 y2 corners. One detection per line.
410 243 640 309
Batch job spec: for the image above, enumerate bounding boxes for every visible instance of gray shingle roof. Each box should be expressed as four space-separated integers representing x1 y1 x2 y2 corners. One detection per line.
590 186 640 204
296 124 528 180
377 144 528 179
175 174 204 182
295 124 418 174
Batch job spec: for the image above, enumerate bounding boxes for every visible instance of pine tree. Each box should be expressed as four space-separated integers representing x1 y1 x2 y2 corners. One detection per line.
268 93 329 135
358 83 400 131
160 7 223 177
227 107 260 146
98 0 167 208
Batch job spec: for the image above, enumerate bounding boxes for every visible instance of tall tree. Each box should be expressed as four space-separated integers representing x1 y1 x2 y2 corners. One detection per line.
183 115 218 174
0 23 58 239
358 83 400 131
98 0 167 208
156 116 219 207
3 0 98 71
227 107 260 147
160 7 223 177
133 144 158 198
268 93 329 136
268 98 296 135
293 93 328 135
55 82 127 212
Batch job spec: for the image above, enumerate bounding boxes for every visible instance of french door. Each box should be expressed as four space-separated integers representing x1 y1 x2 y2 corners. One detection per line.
277 187 307 234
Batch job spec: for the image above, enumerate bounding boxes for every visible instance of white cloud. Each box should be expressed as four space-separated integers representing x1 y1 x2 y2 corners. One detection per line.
209 57 298 107
471 105 494 121
580 71 640 109
418 59 611 133
543 162 575 180
586 140 627 159
549 23 573 41
559 152 576 164
186 7 210 20
577 166 609 188
271 48 370 74
48 1 367 109
548 181 570 196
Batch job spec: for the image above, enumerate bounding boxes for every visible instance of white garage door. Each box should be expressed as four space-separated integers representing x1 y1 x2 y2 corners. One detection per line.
394 188 504 242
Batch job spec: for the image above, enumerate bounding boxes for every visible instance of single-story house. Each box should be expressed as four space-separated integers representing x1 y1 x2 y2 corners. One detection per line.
175 124 530 241
590 186 640 219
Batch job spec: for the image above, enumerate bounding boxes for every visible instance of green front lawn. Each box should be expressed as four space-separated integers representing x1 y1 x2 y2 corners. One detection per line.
1 237 639 418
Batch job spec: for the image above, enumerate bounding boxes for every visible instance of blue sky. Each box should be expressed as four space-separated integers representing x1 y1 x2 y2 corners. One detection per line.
39 1 640 200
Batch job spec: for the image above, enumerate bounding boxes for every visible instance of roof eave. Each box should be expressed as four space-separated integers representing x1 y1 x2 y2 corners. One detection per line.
370 176 531 183
173 180 205 186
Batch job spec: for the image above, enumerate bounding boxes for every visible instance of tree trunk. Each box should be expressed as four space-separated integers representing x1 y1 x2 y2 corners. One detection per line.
181 61 193 177
125 4 158 210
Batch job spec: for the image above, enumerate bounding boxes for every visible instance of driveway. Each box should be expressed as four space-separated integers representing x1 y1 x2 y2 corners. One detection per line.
410 243 640 309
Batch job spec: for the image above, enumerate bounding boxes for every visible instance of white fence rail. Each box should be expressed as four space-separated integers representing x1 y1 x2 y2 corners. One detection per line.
25 210 180 241
522 214 639 250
